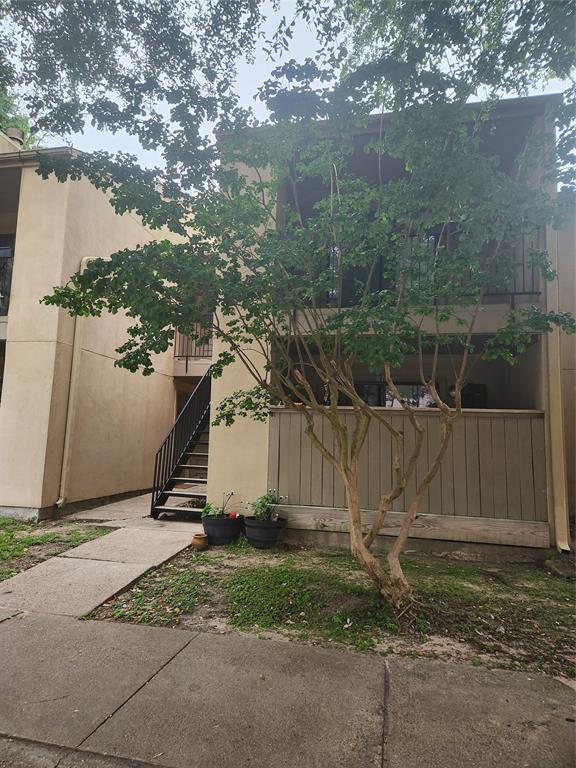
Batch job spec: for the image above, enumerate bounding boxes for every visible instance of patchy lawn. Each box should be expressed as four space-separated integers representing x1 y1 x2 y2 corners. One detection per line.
0 517 110 580
91 538 575 678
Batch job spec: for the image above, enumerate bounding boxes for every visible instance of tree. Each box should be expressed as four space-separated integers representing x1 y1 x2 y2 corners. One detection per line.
3 0 574 604
0 88 35 147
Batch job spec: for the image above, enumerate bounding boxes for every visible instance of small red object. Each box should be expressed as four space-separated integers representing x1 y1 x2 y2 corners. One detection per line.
229 511 238 518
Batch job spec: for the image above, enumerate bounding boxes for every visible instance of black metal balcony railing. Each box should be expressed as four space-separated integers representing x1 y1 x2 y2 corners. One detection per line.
174 327 213 373
0 248 14 316
320 238 541 309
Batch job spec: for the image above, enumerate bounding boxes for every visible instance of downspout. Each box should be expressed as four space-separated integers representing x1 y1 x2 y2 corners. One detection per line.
546 227 571 551
56 256 93 508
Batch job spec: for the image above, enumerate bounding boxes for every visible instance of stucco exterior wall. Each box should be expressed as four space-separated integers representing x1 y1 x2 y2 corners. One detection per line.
0 169 71 511
206 325 270 514
64 309 175 504
0 165 175 515
557 211 575 517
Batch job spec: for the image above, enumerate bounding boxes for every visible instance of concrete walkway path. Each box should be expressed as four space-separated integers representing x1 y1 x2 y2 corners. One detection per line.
0 494 573 767
0 495 199 618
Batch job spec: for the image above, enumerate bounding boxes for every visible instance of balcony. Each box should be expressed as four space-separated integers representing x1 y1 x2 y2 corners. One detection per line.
0 246 14 316
173 326 213 377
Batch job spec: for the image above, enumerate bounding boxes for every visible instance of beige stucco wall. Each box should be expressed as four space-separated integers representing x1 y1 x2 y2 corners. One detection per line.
557 211 575 517
64 312 175 503
205 159 272 514
206 322 270 515
0 165 175 514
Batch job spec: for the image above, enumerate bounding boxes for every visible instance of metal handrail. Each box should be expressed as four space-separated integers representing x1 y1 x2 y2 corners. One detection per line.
151 367 212 514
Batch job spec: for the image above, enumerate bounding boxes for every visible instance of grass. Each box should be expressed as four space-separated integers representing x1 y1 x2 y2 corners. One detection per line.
98 555 215 626
92 539 576 677
0 517 110 579
224 563 399 651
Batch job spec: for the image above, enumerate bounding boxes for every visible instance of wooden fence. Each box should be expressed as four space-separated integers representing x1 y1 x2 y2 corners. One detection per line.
267 408 548 523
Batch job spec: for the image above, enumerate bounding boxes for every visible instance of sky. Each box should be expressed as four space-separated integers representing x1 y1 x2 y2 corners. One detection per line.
48 3 318 168
45 3 569 169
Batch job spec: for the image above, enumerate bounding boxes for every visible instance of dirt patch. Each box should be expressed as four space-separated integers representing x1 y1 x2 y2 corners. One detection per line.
0 519 111 580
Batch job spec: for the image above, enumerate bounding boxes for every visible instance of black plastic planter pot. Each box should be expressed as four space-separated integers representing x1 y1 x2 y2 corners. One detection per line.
202 516 243 546
244 517 287 549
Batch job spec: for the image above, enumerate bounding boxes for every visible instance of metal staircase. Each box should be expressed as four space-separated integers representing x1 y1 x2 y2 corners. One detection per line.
150 368 211 519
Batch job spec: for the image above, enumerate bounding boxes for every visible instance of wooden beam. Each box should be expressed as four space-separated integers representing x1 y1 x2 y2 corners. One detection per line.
277 505 551 548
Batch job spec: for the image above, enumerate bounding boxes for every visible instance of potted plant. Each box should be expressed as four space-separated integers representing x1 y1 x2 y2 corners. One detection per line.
201 492 242 545
245 492 286 549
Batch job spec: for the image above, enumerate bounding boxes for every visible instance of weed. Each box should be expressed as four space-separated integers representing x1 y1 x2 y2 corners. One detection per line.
95 564 213 626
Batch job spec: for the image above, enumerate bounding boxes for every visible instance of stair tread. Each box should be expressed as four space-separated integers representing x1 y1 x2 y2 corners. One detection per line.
165 489 207 498
176 464 208 470
170 477 208 484
152 505 204 513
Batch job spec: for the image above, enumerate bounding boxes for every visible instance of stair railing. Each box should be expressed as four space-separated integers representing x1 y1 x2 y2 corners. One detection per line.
151 367 212 514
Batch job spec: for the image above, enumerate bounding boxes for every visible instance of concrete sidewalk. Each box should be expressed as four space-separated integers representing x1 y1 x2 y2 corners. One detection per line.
0 494 573 767
0 617 572 768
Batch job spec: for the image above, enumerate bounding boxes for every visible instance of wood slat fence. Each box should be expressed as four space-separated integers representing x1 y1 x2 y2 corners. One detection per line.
267 408 548 522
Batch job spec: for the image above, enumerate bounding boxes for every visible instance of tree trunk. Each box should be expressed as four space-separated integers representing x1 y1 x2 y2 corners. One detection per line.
343 468 398 604
386 416 454 606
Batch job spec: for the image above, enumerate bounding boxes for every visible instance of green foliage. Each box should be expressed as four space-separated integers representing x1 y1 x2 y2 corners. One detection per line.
0 0 268 193
0 1 567 400
311 0 575 188
213 387 273 427
249 492 279 521
201 491 235 517
39 99 573 394
201 502 223 518
4 0 575 601
0 88 36 147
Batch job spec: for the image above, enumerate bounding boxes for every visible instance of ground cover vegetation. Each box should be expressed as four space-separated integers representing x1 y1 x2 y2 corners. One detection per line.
0 517 109 580
1 0 574 605
93 540 576 679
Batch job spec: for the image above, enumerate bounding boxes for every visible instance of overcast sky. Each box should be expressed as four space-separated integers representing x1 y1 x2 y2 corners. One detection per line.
48 3 318 167
46 2 568 168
